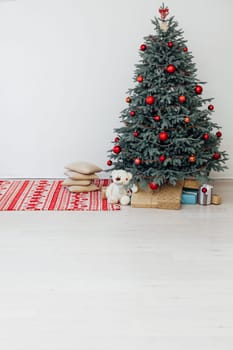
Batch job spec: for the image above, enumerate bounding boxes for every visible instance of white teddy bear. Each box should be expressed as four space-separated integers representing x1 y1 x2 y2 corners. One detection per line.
106 169 138 205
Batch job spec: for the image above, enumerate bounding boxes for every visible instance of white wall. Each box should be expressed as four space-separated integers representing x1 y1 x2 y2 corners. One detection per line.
0 0 232 178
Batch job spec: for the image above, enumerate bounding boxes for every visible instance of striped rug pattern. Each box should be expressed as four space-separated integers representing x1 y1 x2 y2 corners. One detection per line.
0 179 120 211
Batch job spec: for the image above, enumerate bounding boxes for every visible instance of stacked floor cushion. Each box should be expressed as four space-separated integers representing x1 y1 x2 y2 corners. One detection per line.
63 161 102 193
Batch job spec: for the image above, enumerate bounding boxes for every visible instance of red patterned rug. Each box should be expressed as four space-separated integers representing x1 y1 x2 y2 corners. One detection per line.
0 179 120 211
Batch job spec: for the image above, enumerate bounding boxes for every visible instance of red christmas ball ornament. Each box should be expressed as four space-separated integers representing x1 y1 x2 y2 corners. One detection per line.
159 155 166 162
154 115 161 122
208 104 214 111
166 64 176 74
202 187 207 193
149 182 159 190
140 44 147 51
125 96 131 103
133 131 139 137
178 95 186 103
216 131 222 138
112 145 121 154
213 152 221 160
167 41 173 48
184 116 190 123
130 111 136 117
203 133 209 141
159 131 169 142
146 95 155 105
114 136 120 142
195 85 203 94
183 47 188 52
107 160 112 166
137 75 144 83
134 158 142 165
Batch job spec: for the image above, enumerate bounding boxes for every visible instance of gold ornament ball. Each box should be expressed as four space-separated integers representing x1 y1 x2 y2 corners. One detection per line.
189 155 196 163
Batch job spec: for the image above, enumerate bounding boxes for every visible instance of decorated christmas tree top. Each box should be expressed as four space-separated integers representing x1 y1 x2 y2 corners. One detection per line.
107 4 228 190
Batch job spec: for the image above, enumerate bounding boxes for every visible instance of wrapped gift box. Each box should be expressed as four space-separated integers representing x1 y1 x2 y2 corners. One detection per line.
211 193 222 205
131 181 184 210
181 189 198 204
183 178 201 190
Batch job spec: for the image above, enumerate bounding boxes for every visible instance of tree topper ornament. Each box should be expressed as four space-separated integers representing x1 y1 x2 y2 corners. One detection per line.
159 3 169 20
159 3 169 32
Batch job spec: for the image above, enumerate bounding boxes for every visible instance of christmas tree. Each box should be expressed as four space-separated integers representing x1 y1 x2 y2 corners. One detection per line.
107 4 228 190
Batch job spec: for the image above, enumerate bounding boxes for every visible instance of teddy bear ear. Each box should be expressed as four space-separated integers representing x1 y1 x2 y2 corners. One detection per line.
111 170 117 178
127 172 133 180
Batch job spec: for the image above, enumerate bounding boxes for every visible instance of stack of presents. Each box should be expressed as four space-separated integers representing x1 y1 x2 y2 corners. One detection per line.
131 178 222 209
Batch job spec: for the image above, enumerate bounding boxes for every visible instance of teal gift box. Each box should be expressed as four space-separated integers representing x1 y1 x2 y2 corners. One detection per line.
181 189 197 204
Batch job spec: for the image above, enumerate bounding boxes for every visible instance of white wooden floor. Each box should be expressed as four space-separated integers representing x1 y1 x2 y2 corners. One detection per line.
0 180 233 350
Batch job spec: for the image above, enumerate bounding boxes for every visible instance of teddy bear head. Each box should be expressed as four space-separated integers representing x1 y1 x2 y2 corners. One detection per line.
111 170 133 186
